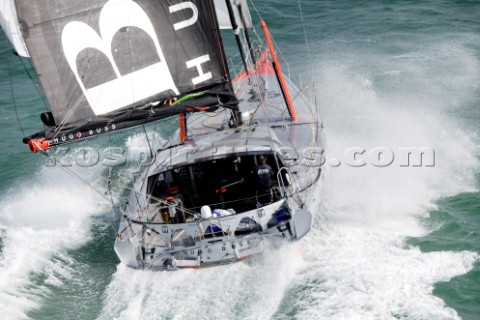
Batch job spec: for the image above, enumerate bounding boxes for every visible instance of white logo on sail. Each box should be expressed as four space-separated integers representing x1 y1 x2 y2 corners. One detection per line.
62 0 179 115
186 55 212 85
169 2 199 31
170 2 213 85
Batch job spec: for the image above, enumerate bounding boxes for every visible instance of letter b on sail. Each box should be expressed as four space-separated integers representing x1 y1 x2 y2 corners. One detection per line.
62 0 179 115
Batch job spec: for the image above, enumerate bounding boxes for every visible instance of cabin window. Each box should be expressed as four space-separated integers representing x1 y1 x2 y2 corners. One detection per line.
234 217 262 236
203 225 225 238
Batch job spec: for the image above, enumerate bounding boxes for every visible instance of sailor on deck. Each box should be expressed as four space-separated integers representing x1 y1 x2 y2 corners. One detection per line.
254 155 274 205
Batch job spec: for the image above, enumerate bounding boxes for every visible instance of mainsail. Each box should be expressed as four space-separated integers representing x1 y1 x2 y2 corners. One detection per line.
13 0 239 150
0 0 28 57
1 0 250 57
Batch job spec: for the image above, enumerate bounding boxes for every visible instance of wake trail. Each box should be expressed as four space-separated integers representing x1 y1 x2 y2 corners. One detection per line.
0 167 107 319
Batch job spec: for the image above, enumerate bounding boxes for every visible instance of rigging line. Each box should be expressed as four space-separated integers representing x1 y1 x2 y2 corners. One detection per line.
142 125 154 158
252 1 316 121
269 36 291 79
296 0 323 120
235 47 277 123
16 55 49 111
106 166 122 234
58 0 88 132
297 0 313 80
51 0 92 140
202 108 227 118
39 153 122 234
183 191 277 213
148 195 199 217
247 0 263 23
35 149 135 203
304 116 323 201
145 116 182 132
9 55 26 138
106 129 122 221
78 166 139 200
53 149 166 210
247 4 275 47
51 93 85 140
65 163 140 208
45 159 112 205
20 27 61 111
299 22 320 120
241 60 267 123
199 114 228 130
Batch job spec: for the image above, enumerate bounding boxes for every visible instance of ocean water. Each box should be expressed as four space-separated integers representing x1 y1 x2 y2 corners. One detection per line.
1 1 480 319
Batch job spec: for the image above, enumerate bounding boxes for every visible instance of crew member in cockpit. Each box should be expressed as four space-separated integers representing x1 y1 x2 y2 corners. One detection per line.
253 155 274 205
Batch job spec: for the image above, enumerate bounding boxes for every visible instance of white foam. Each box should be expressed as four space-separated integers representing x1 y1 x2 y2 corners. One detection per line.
101 130 310 319
291 34 480 319
93 34 480 320
294 216 478 320
0 167 105 319
124 130 167 162
98 246 304 320
98 129 309 320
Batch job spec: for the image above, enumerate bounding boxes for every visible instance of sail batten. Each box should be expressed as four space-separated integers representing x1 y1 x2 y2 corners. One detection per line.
14 0 235 141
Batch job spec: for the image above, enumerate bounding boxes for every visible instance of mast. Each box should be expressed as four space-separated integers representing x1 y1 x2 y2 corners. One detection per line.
236 1 255 65
224 0 249 75
208 0 242 127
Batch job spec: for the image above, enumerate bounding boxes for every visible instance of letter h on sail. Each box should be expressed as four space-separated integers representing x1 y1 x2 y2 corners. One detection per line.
62 0 179 116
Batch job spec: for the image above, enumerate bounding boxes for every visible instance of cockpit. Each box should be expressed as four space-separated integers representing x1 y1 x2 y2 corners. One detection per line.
146 153 290 224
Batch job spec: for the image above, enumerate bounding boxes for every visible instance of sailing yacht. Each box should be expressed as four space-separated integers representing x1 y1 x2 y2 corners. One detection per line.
1 0 325 270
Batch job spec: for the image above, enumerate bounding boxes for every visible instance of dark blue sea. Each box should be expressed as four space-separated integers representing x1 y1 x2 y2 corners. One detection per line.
1 1 479 319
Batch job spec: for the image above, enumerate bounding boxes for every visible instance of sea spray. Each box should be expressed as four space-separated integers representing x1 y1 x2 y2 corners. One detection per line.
281 9 480 318
0 168 107 319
